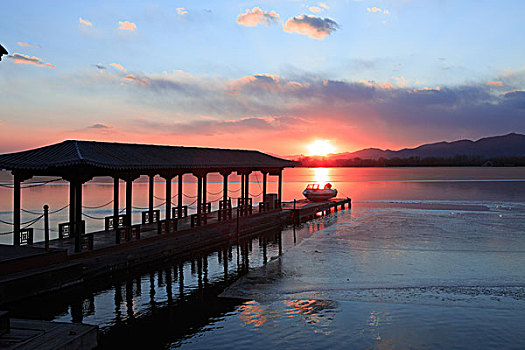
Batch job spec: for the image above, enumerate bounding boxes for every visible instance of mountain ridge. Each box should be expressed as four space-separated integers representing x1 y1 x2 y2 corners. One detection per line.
293 133 525 161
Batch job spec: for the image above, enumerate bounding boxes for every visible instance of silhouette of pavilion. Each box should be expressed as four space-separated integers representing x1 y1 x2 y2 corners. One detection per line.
0 140 297 251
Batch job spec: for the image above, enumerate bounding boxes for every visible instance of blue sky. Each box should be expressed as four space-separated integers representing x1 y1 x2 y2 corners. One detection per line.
1 0 524 154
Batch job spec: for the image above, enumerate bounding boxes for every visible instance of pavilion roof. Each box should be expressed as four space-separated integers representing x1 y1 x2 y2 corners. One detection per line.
0 140 297 174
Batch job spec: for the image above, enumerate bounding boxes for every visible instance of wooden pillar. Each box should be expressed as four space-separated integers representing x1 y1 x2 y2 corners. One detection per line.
177 174 183 218
202 173 207 213
197 175 203 217
240 173 245 200
222 171 230 204
278 169 283 203
244 171 251 200
113 177 119 221
13 174 21 246
165 176 172 220
262 171 267 200
148 175 154 219
74 181 83 253
69 180 76 226
125 179 133 227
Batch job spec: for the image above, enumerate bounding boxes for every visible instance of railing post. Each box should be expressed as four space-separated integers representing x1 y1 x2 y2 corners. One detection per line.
13 174 21 246
44 204 49 251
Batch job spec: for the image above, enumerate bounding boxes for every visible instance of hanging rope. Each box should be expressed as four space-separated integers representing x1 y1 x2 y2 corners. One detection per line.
228 187 241 193
0 178 63 189
154 193 178 201
82 213 106 220
207 189 223 195
183 193 198 198
20 203 69 215
249 191 263 197
132 201 166 210
0 216 45 226
83 199 114 209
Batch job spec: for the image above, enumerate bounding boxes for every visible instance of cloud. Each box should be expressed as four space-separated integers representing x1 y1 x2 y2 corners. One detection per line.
17 42 40 48
283 14 339 40
237 7 280 27
118 20 137 31
79 17 93 26
487 81 504 87
177 8 188 16
88 123 112 129
7 53 56 68
94 64 106 70
309 2 329 13
110 62 127 72
122 74 150 86
367 7 390 15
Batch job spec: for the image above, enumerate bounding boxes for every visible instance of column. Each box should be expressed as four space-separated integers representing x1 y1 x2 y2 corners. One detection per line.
222 171 230 204
113 177 119 222
202 173 207 213
74 181 83 253
240 173 245 201
13 174 21 246
262 171 267 201
126 178 133 227
244 171 251 201
69 180 76 226
197 175 203 217
165 175 172 220
177 174 183 218
278 169 283 203
148 175 154 219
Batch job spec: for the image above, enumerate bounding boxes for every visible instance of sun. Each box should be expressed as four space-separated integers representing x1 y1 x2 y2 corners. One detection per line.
307 140 336 156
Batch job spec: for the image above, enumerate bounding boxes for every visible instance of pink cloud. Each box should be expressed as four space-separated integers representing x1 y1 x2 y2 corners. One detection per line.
17 42 41 48
487 81 504 87
110 62 127 72
283 14 338 40
237 7 280 27
7 53 55 68
79 17 92 26
122 74 150 86
118 20 137 31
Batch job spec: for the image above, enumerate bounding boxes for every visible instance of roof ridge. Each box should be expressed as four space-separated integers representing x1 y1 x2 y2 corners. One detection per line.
73 140 84 160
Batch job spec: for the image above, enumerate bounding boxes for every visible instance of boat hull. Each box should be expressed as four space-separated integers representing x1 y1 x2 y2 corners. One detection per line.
303 188 337 201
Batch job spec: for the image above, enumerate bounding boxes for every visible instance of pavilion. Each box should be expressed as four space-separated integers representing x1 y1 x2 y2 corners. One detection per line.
0 140 297 252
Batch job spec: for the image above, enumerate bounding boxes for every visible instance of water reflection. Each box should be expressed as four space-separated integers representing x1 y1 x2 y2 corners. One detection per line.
314 168 330 186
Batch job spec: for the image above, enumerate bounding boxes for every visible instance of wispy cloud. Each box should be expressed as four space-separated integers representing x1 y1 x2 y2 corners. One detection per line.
367 7 390 15
118 20 137 31
177 8 188 16
7 53 56 68
122 74 150 86
17 42 40 48
94 63 106 70
309 2 329 13
79 17 93 26
487 81 504 87
237 7 280 27
283 14 339 40
110 62 127 72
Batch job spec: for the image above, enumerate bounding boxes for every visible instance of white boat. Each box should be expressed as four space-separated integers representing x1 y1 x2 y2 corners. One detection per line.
303 183 337 201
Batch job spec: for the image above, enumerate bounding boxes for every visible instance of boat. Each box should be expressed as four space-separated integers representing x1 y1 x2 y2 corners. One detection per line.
302 183 337 201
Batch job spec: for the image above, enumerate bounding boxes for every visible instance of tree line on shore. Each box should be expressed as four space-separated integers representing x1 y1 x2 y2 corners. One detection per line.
297 155 525 167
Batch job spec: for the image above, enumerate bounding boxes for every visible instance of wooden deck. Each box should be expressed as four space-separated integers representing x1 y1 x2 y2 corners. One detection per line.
0 317 97 350
282 197 351 225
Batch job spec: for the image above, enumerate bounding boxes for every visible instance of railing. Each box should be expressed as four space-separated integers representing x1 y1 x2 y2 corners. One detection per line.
20 228 34 245
172 206 188 219
157 218 177 234
218 199 232 221
199 202 211 213
117 224 141 243
58 220 85 239
81 233 94 251
105 215 126 231
141 209 160 224
190 213 207 227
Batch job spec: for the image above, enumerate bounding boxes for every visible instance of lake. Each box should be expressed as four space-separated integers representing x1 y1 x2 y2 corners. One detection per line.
2 167 525 349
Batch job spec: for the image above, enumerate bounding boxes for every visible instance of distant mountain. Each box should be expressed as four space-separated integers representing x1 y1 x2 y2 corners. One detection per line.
294 133 525 161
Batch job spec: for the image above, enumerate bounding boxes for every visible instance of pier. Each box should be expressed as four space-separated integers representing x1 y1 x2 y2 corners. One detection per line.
282 198 351 225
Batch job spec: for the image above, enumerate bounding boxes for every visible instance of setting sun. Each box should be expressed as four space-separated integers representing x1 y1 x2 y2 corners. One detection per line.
307 140 336 156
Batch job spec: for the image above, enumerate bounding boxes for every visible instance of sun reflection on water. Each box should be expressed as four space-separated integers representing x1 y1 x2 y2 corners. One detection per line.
314 168 330 186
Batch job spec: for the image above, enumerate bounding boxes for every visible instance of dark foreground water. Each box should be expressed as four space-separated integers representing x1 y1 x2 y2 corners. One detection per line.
3 168 525 349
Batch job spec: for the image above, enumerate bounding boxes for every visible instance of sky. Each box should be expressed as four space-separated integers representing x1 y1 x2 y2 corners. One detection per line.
0 0 524 156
